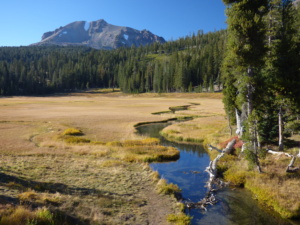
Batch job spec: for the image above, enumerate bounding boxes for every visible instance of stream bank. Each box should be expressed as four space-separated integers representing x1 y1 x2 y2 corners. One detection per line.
136 121 295 225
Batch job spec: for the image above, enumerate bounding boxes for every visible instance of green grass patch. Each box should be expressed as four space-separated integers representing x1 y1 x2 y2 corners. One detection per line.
160 131 204 144
62 128 83 136
167 213 192 225
106 138 160 147
223 168 248 187
157 179 181 196
0 206 55 225
63 136 91 144
120 146 180 163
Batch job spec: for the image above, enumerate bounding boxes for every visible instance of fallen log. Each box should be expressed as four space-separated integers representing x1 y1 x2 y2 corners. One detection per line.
206 139 236 189
182 139 236 211
266 149 300 173
201 139 236 210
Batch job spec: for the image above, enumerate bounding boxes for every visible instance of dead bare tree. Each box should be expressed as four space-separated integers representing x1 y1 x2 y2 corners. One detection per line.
266 149 300 172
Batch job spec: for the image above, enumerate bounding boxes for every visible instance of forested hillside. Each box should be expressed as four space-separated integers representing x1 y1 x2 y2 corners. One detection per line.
0 30 226 96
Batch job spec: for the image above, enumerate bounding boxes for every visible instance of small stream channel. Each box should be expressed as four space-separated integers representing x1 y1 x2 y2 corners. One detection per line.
136 121 295 225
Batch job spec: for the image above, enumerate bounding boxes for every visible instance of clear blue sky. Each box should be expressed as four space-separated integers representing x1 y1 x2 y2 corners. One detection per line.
1 0 227 47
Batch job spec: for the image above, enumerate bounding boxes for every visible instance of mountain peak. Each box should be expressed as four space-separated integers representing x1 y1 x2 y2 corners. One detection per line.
32 19 165 50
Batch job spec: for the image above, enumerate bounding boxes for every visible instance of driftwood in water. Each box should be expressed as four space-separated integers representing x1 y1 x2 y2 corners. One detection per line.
266 149 300 173
183 139 236 211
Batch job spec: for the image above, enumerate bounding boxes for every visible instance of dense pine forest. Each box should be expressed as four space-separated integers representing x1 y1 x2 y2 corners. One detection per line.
0 30 226 96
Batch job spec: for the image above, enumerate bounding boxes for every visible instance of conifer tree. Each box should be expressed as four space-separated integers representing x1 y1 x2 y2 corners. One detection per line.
222 0 269 171
262 0 300 150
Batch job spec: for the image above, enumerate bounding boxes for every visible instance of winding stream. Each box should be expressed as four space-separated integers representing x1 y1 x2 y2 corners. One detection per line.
136 121 295 225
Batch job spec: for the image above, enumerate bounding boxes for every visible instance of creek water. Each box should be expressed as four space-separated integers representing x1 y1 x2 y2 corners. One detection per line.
136 122 296 225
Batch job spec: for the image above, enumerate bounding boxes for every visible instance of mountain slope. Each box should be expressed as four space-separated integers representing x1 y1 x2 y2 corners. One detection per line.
31 19 166 50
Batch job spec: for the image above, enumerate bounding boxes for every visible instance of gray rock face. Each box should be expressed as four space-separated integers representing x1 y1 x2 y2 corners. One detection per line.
32 19 165 49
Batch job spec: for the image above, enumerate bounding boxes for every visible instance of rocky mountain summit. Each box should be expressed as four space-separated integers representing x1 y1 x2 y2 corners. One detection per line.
31 19 166 49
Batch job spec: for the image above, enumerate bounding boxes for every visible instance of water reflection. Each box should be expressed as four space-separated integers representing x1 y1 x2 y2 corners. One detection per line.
136 122 297 225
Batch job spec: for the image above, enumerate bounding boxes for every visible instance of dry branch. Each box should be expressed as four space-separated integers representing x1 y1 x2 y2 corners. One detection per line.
187 139 236 211
266 149 300 172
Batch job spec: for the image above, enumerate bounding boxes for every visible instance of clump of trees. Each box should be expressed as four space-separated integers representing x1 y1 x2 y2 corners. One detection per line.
222 0 300 171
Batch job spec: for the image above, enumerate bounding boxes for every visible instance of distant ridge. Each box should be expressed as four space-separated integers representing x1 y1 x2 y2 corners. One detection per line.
31 19 166 50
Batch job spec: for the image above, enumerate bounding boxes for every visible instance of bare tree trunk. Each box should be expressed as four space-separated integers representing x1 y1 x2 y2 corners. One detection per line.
278 106 284 151
266 149 300 172
235 108 242 137
245 67 262 173
228 115 233 136
206 139 236 189
247 67 254 117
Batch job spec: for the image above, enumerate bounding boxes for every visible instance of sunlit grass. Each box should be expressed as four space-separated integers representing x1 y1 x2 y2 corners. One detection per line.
107 138 180 163
167 213 192 225
62 128 83 136
0 206 54 225
18 190 61 205
161 115 229 146
157 179 181 196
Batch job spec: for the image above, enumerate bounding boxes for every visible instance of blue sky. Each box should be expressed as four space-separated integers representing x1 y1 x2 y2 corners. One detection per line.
1 0 227 47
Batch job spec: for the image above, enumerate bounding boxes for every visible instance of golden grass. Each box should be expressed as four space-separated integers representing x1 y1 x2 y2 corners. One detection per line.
167 213 192 225
156 179 181 196
222 155 300 219
18 190 61 205
108 139 180 163
2 91 299 221
2 92 220 224
161 115 229 146
62 128 83 136
0 206 54 225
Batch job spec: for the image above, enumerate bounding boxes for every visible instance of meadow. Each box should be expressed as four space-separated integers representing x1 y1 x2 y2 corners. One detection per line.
0 90 225 225
0 90 299 224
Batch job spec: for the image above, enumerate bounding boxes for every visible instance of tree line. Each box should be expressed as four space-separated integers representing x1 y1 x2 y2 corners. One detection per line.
0 30 226 96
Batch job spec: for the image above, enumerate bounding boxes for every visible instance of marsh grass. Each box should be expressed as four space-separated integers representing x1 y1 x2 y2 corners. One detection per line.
150 171 161 182
112 145 180 163
167 213 192 225
62 128 83 136
18 190 61 206
245 173 300 219
63 136 91 144
157 179 181 196
160 115 229 147
0 206 54 225
59 127 91 144
0 92 228 224
221 154 300 219
106 138 180 163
